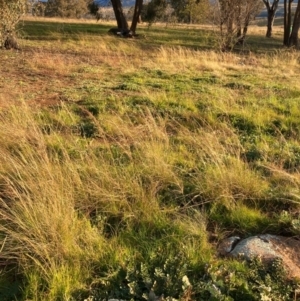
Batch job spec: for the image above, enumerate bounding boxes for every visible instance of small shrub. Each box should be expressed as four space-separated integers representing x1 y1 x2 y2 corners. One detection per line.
86 255 296 301
87 250 191 301
0 0 25 47
80 121 98 138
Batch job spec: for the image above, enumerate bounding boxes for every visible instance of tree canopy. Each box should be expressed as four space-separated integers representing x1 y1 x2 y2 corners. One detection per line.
45 0 90 18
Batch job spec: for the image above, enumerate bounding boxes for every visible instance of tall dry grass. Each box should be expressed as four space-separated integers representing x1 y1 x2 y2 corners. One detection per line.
0 104 108 299
0 103 211 299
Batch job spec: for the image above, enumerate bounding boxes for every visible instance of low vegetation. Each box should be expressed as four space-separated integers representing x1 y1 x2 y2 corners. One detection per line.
0 19 300 300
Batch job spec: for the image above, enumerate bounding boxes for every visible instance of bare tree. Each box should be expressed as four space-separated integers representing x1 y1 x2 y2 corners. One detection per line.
236 0 263 44
262 0 280 38
214 0 263 51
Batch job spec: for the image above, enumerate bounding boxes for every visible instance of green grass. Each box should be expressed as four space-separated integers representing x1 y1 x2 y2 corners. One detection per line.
19 20 214 48
0 17 300 300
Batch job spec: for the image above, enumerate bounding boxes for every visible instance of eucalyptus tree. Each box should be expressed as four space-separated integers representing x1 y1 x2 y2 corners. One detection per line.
109 0 128 31
129 0 143 34
110 0 143 35
262 0 280 37
283 0 300 47
89 0 142 35
283 0 294 45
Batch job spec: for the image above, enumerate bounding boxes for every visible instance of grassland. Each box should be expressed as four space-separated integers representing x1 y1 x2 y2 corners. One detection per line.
0 18 300 300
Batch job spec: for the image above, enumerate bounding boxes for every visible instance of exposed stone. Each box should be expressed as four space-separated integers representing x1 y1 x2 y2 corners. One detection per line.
219 234 300 279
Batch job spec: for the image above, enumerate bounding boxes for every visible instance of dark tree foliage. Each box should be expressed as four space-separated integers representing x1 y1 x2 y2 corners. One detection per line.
171 0 209 24
45 0 90 18
141 0 168 25
88 0 110 21
88 0 100 15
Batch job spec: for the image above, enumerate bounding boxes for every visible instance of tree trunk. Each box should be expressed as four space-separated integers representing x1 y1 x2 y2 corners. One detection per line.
262 0 280 38
130 0 143 34
289 1 300 47
283 0 293 46
111 0 128 31
266 9 276 37
241 18 250 45
236 4 242 42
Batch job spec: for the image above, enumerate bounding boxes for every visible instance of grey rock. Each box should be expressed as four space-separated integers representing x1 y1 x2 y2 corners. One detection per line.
229 234 279 260
220 234 300 279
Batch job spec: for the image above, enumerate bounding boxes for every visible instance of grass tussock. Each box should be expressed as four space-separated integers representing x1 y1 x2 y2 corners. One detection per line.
0 103 211 300
0 105 105 299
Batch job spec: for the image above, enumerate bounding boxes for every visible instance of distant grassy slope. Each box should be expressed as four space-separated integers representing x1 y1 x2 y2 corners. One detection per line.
0 18 300 300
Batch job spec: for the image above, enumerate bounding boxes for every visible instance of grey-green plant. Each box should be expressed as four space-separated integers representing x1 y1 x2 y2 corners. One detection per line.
0 0 26 47
84 254 296 300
